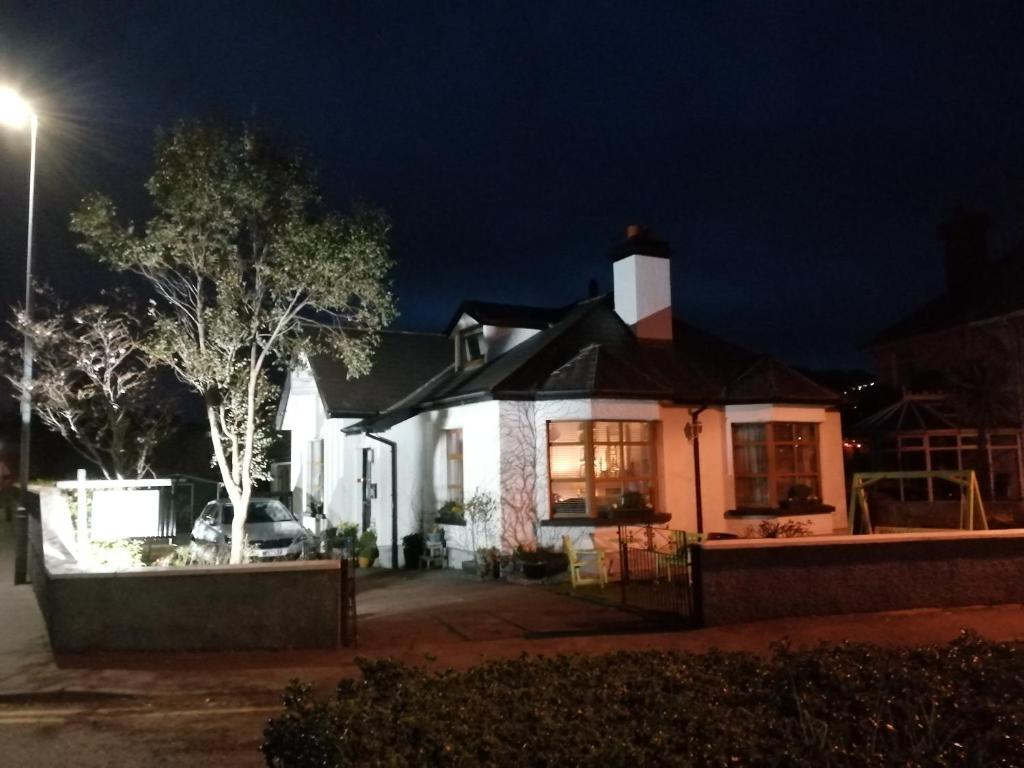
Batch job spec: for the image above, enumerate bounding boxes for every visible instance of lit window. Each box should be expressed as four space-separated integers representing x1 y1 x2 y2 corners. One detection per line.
732 422 819 508
446 429 464 503
547 420 657 517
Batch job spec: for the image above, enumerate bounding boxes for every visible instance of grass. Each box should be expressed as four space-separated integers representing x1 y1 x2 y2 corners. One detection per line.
262 632 1024 767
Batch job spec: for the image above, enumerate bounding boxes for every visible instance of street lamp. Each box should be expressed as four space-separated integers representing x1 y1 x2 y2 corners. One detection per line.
0 85 37 585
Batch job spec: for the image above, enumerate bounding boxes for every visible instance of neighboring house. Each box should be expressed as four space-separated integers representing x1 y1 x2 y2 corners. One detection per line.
864 209 1024 506
278 227 846 567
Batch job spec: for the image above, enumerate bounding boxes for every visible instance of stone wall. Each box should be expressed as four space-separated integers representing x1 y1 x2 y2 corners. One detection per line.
40 559 344 652
693 530 1024 626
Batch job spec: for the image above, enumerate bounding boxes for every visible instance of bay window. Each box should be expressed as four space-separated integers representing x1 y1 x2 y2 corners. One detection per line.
732 422 820 508
547 420 657 517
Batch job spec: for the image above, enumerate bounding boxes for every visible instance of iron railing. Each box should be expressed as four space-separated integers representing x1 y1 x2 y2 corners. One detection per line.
616 524 693 621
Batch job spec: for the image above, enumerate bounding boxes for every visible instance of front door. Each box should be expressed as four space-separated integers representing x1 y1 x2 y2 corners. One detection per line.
361 448 373 532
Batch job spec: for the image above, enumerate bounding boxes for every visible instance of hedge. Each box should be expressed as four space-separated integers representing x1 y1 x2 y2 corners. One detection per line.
262 633 1024 767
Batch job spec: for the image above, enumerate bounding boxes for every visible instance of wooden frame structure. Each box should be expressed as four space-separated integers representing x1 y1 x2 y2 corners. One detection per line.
848 470 988 534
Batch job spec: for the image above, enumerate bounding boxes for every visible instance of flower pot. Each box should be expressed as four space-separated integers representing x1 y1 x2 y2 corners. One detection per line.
403 546 423 569
358 556 373 568
522 561 546 580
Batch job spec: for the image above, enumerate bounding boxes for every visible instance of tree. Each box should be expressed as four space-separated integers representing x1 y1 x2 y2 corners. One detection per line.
71 122 396 562
5 292 167 479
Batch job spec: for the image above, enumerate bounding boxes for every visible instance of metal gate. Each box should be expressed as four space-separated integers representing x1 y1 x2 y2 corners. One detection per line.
616 525 694 623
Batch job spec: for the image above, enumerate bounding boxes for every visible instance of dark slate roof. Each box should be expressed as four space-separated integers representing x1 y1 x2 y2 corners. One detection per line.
348 296 838 433
307 330 451 417
443 300 568 335
870 247 1024 347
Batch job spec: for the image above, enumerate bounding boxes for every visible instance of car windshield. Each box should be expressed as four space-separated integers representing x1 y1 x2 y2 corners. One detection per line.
221 500 294 525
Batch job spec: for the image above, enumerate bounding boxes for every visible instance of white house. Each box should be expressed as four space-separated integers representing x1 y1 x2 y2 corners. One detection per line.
277 227 847 567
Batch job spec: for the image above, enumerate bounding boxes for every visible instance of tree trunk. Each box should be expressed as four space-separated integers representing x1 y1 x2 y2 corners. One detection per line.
229 484 251 564
206 402 252 564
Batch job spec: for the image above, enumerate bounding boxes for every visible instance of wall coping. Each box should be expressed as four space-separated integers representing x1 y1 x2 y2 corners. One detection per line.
698 528 1024 551
47 558 342 581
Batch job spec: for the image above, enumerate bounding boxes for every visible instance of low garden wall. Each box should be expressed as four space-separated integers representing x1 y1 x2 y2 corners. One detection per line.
41 559 344 652
25 486 348 652
693 529 1024 626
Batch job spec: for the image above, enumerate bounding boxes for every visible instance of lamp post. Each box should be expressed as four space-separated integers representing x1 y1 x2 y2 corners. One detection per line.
0 86 37 585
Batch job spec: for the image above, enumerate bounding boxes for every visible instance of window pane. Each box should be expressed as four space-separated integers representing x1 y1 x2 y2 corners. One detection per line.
623 444 652 477
772 423 794 442
793 423 815 442
991 434 1018 446
992 450 1020 499
736 477 770 507
593 444 621 478
446 429 463 454
777 479 795 503
899 451 926 470
592 484 621 516
447 458 462 487
551 481 587 516
774 445 796 474
549 444 585 480
796 477 819 496
796 445 818 474
900 436 924 448
592 421 621 443
733 424 766 444
930 450 959 471
734 444 768 475
623 422 650 443
548 421 585 444
930 435 957 447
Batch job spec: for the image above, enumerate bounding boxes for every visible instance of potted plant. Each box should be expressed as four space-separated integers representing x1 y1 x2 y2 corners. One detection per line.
436 500 464 524
402 532 424 569
356 528 379 568
323 522 358 559
474 547 501 579
516 545 547 580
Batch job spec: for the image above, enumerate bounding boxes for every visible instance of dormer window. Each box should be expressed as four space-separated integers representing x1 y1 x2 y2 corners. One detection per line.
460 326 485 368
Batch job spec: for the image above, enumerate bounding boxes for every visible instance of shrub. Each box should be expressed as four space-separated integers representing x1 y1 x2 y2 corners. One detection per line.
262 634 1024 767
356 528 378 559
745 518 813 538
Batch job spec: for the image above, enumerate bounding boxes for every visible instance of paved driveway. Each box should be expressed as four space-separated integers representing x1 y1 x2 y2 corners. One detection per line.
354 567 649 647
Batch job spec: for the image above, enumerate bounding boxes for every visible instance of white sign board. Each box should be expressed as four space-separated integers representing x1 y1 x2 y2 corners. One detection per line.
90 489 162 540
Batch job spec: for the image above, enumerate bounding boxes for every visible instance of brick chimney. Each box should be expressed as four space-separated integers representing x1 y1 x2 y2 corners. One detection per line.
610 225 672 341
939 208 990 295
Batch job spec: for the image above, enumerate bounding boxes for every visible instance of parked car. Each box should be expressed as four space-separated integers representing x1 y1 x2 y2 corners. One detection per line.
190 498 314 561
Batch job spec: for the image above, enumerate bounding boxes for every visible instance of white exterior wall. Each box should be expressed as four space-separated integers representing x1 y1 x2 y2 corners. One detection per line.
484 325 539 358
280 367 328 519
283 368 849 567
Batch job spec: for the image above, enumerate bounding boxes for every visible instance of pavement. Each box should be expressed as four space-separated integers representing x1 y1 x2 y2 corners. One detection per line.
4 517 1024 765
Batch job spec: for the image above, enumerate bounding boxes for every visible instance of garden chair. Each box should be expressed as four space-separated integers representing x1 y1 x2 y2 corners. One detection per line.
562 535 608 589
420 531 448 569
655 531 705 583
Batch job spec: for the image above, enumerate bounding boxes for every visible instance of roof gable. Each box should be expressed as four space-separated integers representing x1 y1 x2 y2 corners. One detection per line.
308 331 451 417
443 300 568 335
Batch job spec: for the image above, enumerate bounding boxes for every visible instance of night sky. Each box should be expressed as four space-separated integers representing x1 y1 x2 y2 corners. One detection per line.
3 2 1024 370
